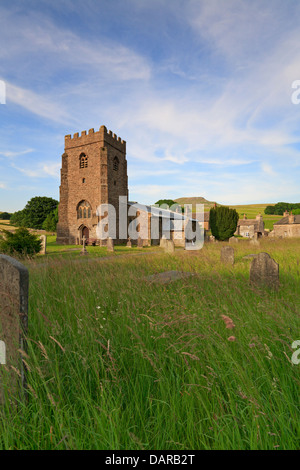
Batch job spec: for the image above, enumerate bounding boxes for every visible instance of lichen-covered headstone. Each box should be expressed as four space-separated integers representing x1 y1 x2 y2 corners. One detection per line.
126 237 132 247
107 237 114 252
229 236 238 244
221 246 235 265
164 239 175 254
250 252 279 289
40 234 47 255
0 255 28 404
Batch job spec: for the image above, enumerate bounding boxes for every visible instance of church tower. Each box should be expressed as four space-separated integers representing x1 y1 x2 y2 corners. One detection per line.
56 125 128 245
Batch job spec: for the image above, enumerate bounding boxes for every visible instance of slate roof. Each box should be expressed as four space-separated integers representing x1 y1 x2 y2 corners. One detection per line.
274 215 300 225
237 219 259 227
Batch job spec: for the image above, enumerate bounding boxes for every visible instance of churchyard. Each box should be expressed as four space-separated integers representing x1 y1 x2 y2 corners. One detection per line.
0 236 299 450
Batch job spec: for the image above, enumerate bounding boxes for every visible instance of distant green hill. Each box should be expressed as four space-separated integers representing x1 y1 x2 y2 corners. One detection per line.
174 197 218 211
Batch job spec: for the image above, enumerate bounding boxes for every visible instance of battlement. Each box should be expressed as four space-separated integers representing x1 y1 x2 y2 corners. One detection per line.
65 125 126 151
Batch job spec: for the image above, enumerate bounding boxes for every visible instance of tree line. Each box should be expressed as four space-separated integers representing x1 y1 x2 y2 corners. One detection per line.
265 202 300 215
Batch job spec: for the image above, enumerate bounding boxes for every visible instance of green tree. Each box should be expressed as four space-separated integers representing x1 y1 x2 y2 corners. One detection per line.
0 227 42 258
264 205 275 215
10 197 58 229
42 206 59 232
0 212 12 220
209 206 239 241
154 199 183 212
10 210 28 227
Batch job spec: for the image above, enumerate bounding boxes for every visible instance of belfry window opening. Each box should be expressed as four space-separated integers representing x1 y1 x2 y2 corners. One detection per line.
113 156 119 171
80 153 88 169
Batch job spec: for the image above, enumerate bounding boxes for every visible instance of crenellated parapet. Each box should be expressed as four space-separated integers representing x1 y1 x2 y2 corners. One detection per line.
65 125 126 152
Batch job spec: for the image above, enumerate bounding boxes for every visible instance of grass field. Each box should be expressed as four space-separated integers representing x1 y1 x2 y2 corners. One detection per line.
0 238 299 450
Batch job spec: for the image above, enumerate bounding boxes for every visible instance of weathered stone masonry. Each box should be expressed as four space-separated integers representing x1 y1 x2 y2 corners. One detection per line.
56 125 128 245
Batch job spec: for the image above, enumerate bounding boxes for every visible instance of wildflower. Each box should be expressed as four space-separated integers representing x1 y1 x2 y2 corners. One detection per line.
228 336 236 342
221 315 235 329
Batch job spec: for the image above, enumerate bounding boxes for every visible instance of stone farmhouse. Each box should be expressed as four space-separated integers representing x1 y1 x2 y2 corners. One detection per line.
57 125 201 246
272 211 300 238
235 214 264 238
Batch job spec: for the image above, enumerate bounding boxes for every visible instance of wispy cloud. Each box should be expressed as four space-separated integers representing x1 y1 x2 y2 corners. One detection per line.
0 148 34 158
11 162 61 179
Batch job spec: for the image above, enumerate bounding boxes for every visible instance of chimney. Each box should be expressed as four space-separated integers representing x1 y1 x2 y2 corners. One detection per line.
289 213 295 224
256 213 262 220
243 213 247 220
283 210 289 217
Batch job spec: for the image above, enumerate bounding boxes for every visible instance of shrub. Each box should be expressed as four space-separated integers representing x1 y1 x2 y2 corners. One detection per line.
209 206 239 241
0 227 42 258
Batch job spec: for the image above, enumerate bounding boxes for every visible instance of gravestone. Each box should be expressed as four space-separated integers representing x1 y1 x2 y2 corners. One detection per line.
40 235 47 255
229 236 238 244
107 237 114 252
126 237 132 247
0 255 28 404
80 236 88 255
137 237 143 248
250 252 279 289
164 239 175 254
250 239 260 246
160 235 167 248
220 246 234 265
209 235 215 242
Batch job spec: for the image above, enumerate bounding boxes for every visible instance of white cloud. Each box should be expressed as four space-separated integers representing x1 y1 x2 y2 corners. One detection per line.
11 162 60 179
7 82 73 125
0 148 34 158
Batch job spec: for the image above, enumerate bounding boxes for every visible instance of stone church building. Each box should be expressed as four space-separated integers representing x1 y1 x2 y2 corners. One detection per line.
56 125 128 245
57 125 201 246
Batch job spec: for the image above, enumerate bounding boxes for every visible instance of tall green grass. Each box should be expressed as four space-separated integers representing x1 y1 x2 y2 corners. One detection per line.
0 239 299 449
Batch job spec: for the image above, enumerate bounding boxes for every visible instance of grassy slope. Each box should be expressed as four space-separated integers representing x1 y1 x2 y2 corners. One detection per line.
174 199 282 230
0 239 299 450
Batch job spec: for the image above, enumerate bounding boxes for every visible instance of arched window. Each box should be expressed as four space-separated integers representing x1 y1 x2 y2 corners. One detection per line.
77 200 92 219
79 153 88 169
113 156 119 171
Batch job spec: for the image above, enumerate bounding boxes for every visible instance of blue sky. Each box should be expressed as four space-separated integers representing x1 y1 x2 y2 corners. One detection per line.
1 0 300 212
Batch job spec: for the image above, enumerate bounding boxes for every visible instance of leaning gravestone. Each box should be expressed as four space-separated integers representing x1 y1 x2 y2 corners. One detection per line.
164 239 175 254
0 255 28 404
107 237 114 252
220 246 234 265
40 234 47 255
250 252 279 289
